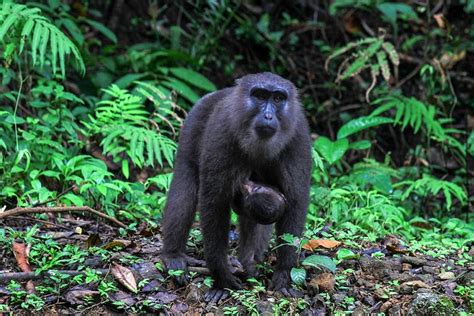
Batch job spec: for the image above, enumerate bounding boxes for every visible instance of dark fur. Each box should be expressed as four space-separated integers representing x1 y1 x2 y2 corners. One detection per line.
161 72 312 295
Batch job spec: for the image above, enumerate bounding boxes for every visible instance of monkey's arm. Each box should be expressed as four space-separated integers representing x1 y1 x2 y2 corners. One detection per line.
198 141 243 301
271 131 312 295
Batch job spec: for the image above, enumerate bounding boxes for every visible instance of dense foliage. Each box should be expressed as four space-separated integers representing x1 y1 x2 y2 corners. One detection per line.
0 0 472 314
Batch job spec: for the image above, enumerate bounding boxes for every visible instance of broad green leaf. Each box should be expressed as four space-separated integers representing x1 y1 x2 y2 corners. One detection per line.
162 78 200 103
290 268 306 286
349 140 372 150
83 19 117 43
336 249 360 261
302 255 336 273
314 136 349 165
62 193 84 206
337 116 393 139
113 73 147 89
170 67 216 91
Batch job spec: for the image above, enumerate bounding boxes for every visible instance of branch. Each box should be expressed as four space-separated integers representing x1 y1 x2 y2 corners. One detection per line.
0 269 109 283
0 206 127 229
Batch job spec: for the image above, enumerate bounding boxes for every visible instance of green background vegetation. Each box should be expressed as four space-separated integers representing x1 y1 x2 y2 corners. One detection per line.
0 0 472 313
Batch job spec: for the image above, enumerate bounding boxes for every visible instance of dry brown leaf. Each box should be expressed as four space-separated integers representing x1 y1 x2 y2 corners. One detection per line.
303 239 341 251
111 263 138 293
433 14 447 29
12 240 32 272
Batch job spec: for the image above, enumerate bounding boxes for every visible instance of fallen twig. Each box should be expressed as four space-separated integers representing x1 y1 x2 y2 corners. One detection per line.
0 206 127 229
0 269 109 283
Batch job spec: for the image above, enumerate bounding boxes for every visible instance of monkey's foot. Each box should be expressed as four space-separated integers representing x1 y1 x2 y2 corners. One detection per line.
205 273 243 303
269 269 302 297
204 289 229 304
162 253 204 285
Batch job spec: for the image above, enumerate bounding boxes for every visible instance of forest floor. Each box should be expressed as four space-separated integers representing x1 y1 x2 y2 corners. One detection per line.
0 217 473 315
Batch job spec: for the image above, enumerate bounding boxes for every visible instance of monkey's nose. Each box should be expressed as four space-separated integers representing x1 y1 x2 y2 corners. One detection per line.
264 113 273 120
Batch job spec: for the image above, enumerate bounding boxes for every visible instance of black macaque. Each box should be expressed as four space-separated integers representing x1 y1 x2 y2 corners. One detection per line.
161 72 312 302
234 180 287 225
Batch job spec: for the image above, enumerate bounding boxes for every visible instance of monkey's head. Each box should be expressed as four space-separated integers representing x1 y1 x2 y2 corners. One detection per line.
241 180 287 225
230 73 300 160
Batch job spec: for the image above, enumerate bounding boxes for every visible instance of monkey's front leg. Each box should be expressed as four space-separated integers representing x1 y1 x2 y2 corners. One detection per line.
200 194 243 303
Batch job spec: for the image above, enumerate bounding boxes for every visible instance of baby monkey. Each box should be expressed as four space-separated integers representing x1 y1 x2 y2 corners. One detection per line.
237 180 287 225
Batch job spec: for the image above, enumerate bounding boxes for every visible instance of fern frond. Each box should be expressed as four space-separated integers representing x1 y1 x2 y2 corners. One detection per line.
396 175 467 210
0 2 85 76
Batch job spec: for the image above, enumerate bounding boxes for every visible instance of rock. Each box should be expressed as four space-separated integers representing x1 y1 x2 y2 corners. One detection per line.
185 283 202 304
401 256 427 267
333 292 346 304
388 303 402 316
438 271 455 280
459 271 474 285
374 287 388 300
407 292 455 316
422 266 438 274
256 301 274 316
309 272 335 293
360 256 391 278
402 263 412 271
399 280 430 294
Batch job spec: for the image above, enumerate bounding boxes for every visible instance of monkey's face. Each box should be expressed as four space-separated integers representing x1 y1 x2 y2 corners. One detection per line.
232 73 298 159
249 87 288 139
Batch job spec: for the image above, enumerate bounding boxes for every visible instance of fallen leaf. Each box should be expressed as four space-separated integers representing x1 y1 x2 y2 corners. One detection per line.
438 272 455 280
111 263 138 293
309 272 335 293
303 239 341 251
109 290 136 306
12 240 32 272
65 288 99 305
102 239 132 250
433 14 448 29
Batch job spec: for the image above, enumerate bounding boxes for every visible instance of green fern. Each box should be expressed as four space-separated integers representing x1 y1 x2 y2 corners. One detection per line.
325 35 399 101
0 1 85 76
84 85 177 172
370 95 465 154
395 175 467 210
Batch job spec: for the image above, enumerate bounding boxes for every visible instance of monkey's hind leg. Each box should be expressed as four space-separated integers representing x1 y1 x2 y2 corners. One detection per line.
238 216 272 277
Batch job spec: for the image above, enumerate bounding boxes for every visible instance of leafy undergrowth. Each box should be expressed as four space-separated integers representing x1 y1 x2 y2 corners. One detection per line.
0 217 472 315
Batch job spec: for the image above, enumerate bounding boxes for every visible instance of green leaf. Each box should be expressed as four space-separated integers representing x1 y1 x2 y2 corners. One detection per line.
337 116 393 139
290 268 306 286
83 19 117 43
31 22 43 65
336 249 360 261
60 18 84 45
162 78 200 103
314 136 349 165
377 3 418 25
302 255 336 273
0 14 17 40
349 140 372 150
122 160 129 179
169 67 216 91
113 73 147 89
62 193 84 206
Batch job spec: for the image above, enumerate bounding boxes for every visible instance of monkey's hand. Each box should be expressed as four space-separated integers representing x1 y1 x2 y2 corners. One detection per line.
270 269 303 298
204 273 243 303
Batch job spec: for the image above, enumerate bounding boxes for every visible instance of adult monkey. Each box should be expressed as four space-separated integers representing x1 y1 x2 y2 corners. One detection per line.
161 72 312 301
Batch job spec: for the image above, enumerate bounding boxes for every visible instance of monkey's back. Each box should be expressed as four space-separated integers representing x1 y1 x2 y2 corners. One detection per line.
174 88 234 169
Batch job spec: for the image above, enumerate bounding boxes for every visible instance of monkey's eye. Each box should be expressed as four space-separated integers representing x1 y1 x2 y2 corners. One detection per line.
273 92 287 103
251 89 269 101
